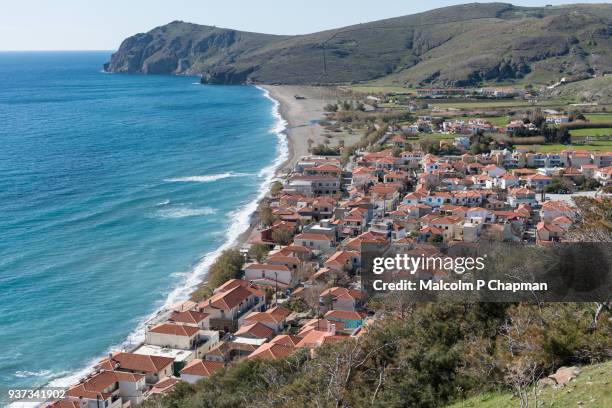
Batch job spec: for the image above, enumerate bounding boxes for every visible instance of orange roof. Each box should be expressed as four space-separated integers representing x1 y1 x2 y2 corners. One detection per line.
244 306 291 325
311 164 341 172
294 232 331 241
149 377 179 395
169 310 209 325
235 322 274 339
324 310 364 321
66 371 143 399
180 359 224 377
270 334 303 347
149 322 199 337
320 287 362 301
97 352 173 373
296 330 347 348
44 400 82 408
244 263 291 271
248 342 294 360
202 285 257 311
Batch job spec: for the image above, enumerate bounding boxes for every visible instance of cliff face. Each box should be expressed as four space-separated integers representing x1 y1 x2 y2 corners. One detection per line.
105 3 612 86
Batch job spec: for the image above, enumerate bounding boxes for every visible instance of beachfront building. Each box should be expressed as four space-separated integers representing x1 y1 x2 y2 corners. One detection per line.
198 279 265 332
96 352 174 385
244 263 294 289
65 370 146 408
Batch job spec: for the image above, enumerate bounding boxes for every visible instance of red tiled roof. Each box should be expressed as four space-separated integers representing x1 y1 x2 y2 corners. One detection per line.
180 359 224 377
149 323 199 337
97 352 173 373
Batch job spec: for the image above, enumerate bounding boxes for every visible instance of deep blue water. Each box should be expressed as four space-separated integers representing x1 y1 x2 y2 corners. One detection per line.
0 51 283 402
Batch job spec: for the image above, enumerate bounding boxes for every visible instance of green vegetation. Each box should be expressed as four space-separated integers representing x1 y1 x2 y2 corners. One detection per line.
434 100 535 109
585 114 612 123
446 361 612 408
570 128 612 137
190 249 245 301
516 140 612 152
107 4 612 87
248 244 269 263
270 181 283 196
463 116 509 127
271 229 293 246
144 302 611 408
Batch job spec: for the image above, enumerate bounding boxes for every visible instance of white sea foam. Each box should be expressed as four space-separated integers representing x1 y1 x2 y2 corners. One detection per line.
34 86 288 406
164 172 253 183
155 199 171 206
13 370 53 379
156 206 216 219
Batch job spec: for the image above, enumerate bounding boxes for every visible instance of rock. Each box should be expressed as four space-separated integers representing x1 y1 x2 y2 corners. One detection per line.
548 366 580 386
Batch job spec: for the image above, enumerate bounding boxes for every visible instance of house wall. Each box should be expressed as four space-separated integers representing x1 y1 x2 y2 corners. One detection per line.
145 332 193 350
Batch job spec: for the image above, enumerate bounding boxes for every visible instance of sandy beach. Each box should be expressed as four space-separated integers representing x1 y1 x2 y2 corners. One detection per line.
235 85 338 246
261 85 339 172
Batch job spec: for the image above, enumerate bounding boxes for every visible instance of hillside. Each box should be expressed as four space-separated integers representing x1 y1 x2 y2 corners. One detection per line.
445 361 612 408
105 3 612 86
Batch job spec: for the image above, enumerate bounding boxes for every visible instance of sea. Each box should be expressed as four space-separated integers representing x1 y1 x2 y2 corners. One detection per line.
0 51 286 405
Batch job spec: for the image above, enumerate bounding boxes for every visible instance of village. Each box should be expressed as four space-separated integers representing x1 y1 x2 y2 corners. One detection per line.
44 98 612 406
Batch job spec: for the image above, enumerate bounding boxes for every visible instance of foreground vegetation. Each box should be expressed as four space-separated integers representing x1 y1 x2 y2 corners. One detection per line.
146 302 611 408
446 361 612 408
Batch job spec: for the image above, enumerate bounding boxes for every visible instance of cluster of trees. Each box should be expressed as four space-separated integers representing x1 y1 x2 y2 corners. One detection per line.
324 100 366 113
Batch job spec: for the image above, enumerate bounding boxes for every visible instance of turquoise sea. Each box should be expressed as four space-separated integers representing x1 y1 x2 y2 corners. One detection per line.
0 51 286 404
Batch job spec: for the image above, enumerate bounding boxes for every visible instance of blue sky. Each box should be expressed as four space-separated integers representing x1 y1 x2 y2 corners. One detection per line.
0 1 606 50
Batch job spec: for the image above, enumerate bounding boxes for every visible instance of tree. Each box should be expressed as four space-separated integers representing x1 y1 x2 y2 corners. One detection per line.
545 177 574 193
248 244 269 263
324 103 338 112
259 205 275 227
206 249 245 289
272 229 294 245
270 181 283 196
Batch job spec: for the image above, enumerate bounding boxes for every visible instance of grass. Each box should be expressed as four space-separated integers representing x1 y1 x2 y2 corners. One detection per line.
446 361 612 408
405 133 454 141
584 114 612 123
347 86 415 94
516 140 612 152
570 128 612 137
463 116 509 127
433 100 534 109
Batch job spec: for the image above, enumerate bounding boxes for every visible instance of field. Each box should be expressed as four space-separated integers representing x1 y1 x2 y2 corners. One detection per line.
347 85 415 94
584 114 612 123
432 100 534 109
445 361 612 408
516 140 612 152
465 116 509 127
570 127 612 137
407 133 454 141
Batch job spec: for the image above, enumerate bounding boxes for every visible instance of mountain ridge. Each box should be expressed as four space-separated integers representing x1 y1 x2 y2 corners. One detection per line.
104 2 612 86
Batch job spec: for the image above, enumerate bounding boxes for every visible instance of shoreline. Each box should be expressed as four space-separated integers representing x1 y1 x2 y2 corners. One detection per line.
29 84 333 405
235 85 338 246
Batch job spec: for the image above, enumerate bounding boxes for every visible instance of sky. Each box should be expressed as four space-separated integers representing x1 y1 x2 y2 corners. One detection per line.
0 0 607 51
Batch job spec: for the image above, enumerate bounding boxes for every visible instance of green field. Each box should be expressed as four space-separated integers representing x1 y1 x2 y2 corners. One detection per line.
584 114 612 123
445 361 612 408
570 128 612 137
406 133 454 141
463 116 509 127
516 140 612 152
347 86 415 94
433 100 534 109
